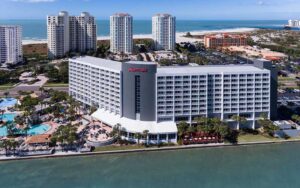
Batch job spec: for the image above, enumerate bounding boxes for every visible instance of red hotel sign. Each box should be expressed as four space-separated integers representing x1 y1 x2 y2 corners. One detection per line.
128 68 148 72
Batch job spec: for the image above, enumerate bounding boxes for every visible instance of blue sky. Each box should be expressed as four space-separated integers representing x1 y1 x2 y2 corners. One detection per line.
0 0 299 20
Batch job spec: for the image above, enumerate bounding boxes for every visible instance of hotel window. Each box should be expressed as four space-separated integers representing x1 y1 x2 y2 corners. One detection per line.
135 76 141 114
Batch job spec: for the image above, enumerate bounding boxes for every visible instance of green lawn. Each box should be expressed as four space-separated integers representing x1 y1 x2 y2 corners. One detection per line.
0 83 16 90
238 134 280 143
278 77 296 81
94 145 147 152
43 82 69 87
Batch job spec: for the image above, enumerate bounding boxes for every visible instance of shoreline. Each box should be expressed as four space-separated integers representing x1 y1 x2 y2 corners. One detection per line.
0 139 299 162
22 27 257 45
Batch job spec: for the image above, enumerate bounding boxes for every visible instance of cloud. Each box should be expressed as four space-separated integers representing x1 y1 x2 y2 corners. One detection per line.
257 1 266 6
10 0 56 3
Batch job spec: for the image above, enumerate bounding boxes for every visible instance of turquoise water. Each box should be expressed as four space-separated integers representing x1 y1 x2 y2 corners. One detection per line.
0 98 17 109
27 124 51 135
0 113 16 122
0 113 51 136
0 143 300 188
0 123 51 137
0 20 288 40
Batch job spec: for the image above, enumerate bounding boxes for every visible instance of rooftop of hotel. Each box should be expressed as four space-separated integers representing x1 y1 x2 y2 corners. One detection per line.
205 33 247 39
70 56 122 70
157 64 269 74
70 56 269 74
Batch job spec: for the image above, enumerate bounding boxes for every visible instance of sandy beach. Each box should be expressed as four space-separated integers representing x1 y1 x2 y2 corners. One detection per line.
22 27 257 45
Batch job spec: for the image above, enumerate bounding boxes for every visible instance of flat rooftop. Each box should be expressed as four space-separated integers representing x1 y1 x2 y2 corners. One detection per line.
69 56 122 71
70 56 269 75
157 64 269 75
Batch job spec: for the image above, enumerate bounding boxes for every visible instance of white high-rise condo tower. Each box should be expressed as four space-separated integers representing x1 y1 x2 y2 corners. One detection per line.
110 13 133 54
0 25 23 64
47 11 97 59
69 12 97 52
47 11 70 59
152 14 176 51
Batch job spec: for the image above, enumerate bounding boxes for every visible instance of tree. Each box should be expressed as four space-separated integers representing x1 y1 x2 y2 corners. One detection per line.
51 124 78 151
4 92 10 98
177 121 189 139
6 122 16 137
134 133 142 145
0 109 5 123
142 130 149 146
23 124 30 138
187 126 196 134
258 113 278 136
110 123 122 143
0 140 12 156
292 114 300 124
231 115 247 130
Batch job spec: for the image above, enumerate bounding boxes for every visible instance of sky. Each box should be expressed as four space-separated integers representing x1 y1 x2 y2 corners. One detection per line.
0 0 299 20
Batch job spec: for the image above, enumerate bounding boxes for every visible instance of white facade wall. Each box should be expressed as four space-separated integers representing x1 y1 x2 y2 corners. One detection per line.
69 59 122 115
152 14 176 51
110 13 133 54
156 72 271 129
0 25 22 64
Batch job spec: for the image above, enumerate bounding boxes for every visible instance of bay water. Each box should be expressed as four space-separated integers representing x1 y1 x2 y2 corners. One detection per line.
0 142 299 188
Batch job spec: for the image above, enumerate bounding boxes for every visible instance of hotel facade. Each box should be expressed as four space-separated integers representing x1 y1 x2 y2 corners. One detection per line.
0 25 23 64
204 33 247 49
152 14 176 51
110 13 133 54
69 56 277 143
47 11 97 59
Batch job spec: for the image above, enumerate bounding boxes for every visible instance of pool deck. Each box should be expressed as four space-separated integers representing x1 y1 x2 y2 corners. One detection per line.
43 121 59 134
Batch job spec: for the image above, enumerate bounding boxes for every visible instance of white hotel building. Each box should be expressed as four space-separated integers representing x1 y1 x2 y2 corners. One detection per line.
69 56 277 143
152 14 176 51
110 13 133 54
0 25 23 64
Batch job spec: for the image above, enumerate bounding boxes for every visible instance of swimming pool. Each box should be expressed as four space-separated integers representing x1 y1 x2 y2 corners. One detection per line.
27 124 51 135
0 124 51 137
0 113 16 122
0 98 18 109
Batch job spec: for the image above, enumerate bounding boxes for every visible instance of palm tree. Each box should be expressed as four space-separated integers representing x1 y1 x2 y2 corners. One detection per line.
10 140 19 155
292 114 300 124
142 130 149 146
0 109 5 122
177 121 189 139
231 115 247 130
73 101 81 116
134 133 142 145
110 123 122 143
0 140 11 156
39 87 45 96
4 92 9 99
24 124 30 138
6 122 16 137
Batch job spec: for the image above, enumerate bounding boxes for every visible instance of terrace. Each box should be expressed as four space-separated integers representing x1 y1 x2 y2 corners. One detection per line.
183 132 223 145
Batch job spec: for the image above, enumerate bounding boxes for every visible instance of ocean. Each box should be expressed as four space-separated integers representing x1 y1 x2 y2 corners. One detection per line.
0 142 300 188
0 20 287 40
